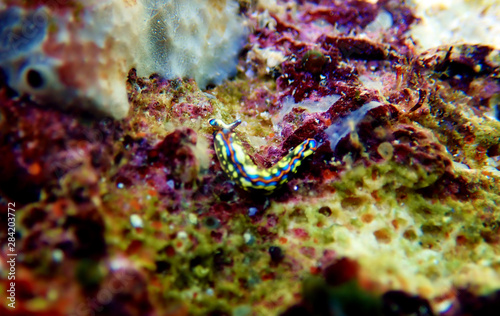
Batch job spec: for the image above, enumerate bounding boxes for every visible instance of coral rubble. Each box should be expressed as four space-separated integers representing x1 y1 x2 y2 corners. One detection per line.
1 0 500 315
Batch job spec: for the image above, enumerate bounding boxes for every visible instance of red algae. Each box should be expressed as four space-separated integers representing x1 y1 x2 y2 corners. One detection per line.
1 1 500 315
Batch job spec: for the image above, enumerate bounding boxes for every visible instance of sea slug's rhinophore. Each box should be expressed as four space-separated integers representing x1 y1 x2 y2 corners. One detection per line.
0 0 247 119
209 118 318 192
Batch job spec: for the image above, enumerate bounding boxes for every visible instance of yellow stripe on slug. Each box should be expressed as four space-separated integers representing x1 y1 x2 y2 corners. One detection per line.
209 118 318 192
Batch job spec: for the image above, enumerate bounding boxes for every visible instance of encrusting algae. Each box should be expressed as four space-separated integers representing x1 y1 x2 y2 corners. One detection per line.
1 1 500 315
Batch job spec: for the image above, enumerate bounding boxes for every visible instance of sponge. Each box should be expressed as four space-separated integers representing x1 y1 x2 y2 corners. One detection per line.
0 0 247 119
138 0 247 88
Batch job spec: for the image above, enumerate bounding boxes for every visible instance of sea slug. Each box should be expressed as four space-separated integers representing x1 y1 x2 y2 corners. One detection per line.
209 119 318 192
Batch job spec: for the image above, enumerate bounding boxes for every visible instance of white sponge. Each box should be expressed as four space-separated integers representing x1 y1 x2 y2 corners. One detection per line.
0 0 247 119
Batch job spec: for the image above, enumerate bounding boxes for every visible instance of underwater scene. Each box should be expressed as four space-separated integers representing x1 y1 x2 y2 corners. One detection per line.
1 0 500 315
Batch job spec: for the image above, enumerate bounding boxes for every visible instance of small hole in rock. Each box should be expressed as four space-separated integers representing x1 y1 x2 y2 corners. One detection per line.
26 69 44 89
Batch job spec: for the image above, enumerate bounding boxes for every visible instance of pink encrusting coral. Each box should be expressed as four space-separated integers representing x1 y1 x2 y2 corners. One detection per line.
1 1 500 316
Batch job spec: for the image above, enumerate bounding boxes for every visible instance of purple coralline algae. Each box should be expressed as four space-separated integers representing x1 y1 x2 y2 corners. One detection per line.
1 1 500 316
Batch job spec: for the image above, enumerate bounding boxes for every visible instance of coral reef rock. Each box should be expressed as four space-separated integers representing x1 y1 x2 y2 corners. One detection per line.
1 1 500 316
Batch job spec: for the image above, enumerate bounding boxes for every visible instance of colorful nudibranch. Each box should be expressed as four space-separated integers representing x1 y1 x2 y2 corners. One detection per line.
209 118 318 192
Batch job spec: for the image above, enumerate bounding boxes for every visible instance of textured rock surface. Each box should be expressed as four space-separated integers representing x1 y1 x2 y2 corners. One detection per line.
0 1 499 315
409 0 500 51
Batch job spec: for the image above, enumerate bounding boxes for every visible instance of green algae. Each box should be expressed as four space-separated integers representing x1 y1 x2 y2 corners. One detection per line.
76 259 105 289
4 18 500 316
10 73 499 315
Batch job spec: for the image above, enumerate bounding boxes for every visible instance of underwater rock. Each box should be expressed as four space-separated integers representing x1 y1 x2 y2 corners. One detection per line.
382 291 434 316
0 0 247 119
1 1 500 315
415 44 499 94
0 2 143 119
0 91 120 204
410 0 500 51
